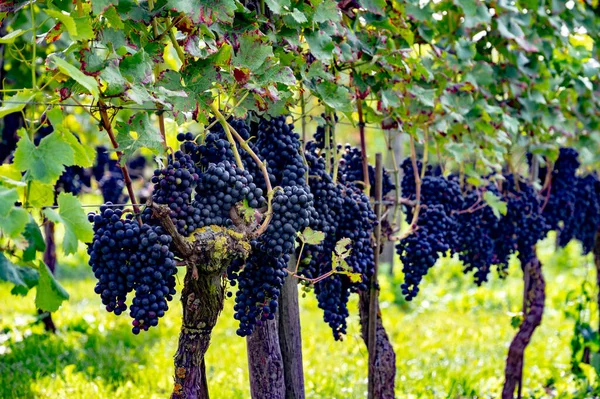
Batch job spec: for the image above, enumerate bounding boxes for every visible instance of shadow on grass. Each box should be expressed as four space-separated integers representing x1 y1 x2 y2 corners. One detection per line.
0 319 164 399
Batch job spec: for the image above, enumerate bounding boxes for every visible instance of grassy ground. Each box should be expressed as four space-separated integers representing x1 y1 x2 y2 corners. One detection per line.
1 236 599 399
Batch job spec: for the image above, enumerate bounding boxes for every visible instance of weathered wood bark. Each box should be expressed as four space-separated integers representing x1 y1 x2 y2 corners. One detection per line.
359 291 396 399
277 267 305 399
171 270 224 399
594 229 600 342
247 317 286 399
38 219 56 333
150 203 253 399
502 255 545 399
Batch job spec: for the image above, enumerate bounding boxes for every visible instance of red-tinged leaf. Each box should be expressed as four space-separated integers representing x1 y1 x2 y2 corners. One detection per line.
233 68 250 85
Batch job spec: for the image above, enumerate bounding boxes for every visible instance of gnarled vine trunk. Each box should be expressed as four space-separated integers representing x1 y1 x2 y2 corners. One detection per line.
358 290 396 399
278 270 305 399
39 219 56 333
150 203 253 399
171 270 225 399
594 229 600 342
502 255 545 399
247 317 286 399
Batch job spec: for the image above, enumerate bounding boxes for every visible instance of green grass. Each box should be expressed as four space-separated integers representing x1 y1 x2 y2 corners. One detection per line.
1 236 599 398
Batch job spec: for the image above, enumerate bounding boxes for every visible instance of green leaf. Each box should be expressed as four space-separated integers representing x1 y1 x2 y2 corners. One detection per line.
13 131 75 184
0 205 28 238
91 0 115 15
11 266 40 296
0 186 19 217
43 193 93 255
313 0 340 22
26 182 55 209
233 33 274 72
454 0 476 17
409 85 436 107
0 252 39 296
36 262 69 312
289 8 307 23
22 217 46 262
100 64 128 97
314 81 352 113
0 90 34 119
483 190 507 219
120 49 153 84
167 0 237 25
0 29 25 44
45 9 94 41
265 0 290 14
334 237 352 258
298 227 325 245
305 31 334 63
359 0 386 15
49 56 99 98
0 252 25 287
46 108 95 167
115 112 164 161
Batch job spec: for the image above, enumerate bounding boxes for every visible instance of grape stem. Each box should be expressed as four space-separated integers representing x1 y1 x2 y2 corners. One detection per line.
226 121 273 193
357 98 371 196
210 102 245 170
98 100 142 218
253 187 281 237
408 134 422 228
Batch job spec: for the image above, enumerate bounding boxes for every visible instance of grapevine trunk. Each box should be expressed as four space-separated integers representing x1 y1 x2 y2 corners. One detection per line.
277 271 305 399
358 290 396 399
246 317 286 399
172 269 225 399
502 255 545 399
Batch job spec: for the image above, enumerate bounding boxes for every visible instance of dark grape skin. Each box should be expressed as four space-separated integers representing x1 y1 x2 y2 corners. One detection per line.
297 135 377 340
87 204 177 333
227 116 316 337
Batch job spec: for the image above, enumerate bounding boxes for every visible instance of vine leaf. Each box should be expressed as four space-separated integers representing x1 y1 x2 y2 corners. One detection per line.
44 8 94 41
0 90 34 118
265 0 290 14
0 29 25 44
314 81 352 114
49 56 99 98
0 187 29 239
359 0 386 15
313 0 341 23
35 262 69 312
233 33 274 72
46 108 95 167
167 0 237 25
13 131 74 184
483 191 507 219
44 193 93 255
298 227 325 245
115 112 164 161
22 217 46 262
0 253 39 295
0 186 19 217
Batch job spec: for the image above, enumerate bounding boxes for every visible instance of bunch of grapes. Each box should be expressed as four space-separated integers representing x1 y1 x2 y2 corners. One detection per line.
87 205 177 333
99 170 129 206
297 134 377 339
494 175 548 269
227 117 316 336
571 174 600 254
543 148 579 234
339 145 395 197
146 150 199 236
455 185 500 285
396 204 456 300
191 161 266 229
